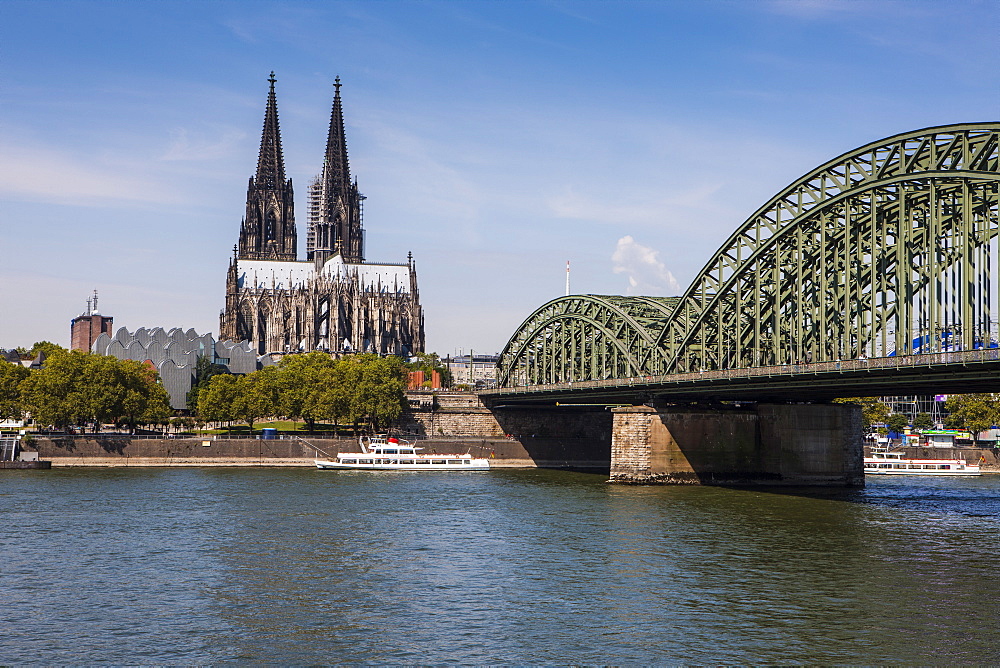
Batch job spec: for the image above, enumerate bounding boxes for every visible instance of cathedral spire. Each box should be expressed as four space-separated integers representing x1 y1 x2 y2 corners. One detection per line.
256 71 286 188
237 72 297 261
310 76 364 265
323 76 351 196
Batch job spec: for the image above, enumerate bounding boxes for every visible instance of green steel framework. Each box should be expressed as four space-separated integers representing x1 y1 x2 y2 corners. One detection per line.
497 123 1000 389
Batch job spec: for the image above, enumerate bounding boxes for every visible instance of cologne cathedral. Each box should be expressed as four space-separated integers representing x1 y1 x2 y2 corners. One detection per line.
220 74 425 357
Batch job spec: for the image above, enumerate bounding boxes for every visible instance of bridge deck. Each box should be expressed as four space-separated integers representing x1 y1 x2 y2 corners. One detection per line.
481 349 1000 406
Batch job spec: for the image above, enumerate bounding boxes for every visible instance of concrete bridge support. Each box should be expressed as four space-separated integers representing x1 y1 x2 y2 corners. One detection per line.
610 403 864 486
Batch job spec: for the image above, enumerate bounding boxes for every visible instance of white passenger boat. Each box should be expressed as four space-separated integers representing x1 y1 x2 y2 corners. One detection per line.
864 448 981 476
315 435 490 471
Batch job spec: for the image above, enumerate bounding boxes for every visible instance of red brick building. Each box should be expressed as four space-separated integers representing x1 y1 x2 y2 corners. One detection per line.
70 292 113 351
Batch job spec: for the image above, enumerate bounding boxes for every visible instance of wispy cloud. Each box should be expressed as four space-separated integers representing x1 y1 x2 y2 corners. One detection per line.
160 127 247 162
611 235 682 295
548 183 724 226
0 141 177 206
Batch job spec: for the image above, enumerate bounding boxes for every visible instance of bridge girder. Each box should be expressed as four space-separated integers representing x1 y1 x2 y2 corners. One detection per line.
496 123 1000 391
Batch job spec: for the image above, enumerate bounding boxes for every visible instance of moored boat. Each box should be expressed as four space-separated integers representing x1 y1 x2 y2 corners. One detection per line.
864 448 980 475
315 435 490 471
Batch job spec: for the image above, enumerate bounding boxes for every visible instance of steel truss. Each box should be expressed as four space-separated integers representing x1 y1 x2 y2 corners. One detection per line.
497 123 1000 389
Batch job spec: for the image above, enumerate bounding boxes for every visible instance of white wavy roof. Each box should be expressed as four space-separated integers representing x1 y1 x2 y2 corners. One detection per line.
237 254 412 293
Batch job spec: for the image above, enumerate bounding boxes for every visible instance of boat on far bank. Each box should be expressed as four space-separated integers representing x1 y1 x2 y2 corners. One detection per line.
315 435 490 471
864 447 981 476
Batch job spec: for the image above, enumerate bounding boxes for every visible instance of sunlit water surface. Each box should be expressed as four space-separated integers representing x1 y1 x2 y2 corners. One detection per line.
2 468 999 663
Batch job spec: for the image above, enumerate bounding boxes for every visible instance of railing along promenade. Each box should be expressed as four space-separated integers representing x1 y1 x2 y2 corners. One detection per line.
483 347 1000 404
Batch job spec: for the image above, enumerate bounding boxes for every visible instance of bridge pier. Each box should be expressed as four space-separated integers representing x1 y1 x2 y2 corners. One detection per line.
609 403 863 486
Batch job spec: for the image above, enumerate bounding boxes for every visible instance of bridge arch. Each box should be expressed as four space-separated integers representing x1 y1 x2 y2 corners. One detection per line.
497 123 1000 389
496 295 678 388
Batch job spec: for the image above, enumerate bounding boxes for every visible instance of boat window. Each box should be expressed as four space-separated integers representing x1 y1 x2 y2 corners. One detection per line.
448 460 462 465
432 460 445 465
384 449 397 455
415 460 430 465
360 459 372 464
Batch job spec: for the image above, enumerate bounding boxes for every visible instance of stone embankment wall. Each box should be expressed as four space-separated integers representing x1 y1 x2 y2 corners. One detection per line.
24 392 613 470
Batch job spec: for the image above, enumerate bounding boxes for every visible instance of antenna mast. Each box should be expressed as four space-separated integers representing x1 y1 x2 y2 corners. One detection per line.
565 261 571 296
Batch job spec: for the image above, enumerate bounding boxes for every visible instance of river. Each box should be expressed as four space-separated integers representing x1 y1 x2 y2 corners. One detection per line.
2 468 999 663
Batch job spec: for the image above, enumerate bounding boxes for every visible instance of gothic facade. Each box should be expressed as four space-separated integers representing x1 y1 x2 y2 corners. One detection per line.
220 74 425 357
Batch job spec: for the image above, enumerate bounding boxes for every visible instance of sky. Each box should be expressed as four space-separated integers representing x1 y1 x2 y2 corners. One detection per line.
1 0 998 356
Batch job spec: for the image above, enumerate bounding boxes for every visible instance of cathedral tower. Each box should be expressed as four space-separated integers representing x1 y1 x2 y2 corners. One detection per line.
238 72 297 261
308 77 364 266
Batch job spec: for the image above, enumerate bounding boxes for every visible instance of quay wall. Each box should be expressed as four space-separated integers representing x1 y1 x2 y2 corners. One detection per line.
29 432 609 470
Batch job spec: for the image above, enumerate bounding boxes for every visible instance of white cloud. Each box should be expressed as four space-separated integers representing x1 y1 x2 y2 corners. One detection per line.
0 141 177 206
160 127 247 162
548 183 723 226
611 236 682 296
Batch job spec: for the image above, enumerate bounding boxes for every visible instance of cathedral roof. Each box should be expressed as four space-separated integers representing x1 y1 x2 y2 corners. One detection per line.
237 255 413 294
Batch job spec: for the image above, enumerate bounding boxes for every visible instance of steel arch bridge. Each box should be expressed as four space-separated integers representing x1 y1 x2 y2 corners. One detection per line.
495 123 1000 392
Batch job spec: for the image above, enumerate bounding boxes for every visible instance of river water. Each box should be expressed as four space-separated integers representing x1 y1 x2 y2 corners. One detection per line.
2 467 999 664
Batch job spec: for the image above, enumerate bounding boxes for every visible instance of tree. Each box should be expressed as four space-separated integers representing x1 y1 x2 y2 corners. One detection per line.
350 354 407 431
186 355 230 412
276 352 338 431
944 394 1000 439
833 397 890 433
21 350 93 428
231 366 279 430
0 359 29 420
197 373 239 426
886 413 909 434
24 341 66 360
20 350 170 431
912 412 934 430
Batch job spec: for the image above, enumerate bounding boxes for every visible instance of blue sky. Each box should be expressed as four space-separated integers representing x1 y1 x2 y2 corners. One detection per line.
2 0 998 356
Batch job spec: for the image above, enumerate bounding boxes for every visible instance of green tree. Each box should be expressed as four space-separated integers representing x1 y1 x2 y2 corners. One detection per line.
21 351 170 431
0 359 29 420
231 367 279 430
186 355 230 412
912 412 934 430
24 341 66 360
944 394 1000 439
276 352 338 431
886 413 909 434
21 350 92 428
833 397 890 433
350 354 406 431
197 373 239 426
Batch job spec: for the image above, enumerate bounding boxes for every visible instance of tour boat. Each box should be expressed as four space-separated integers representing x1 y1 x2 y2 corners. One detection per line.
864 448 981 476
315 435 490 471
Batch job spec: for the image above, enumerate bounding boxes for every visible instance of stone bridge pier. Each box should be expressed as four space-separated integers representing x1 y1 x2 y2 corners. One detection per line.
609 402 864 486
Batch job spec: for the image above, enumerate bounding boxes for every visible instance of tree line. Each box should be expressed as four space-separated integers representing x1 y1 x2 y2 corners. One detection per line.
0 348 171 431
195 352 407 431
0 347 409 434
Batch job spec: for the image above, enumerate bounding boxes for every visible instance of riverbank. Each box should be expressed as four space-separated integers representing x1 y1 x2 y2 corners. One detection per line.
28 435 610 470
